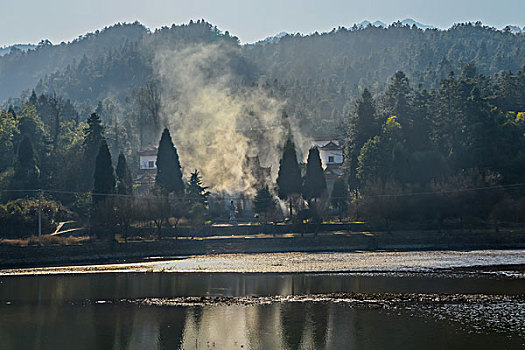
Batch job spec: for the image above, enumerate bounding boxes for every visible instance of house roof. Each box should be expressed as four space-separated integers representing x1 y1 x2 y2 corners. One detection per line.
312 136 343 142
319 141 343 150
138 146 158 156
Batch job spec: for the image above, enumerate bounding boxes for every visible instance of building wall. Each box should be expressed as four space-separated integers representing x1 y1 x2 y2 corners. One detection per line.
319 150 344 168
139 155 157 170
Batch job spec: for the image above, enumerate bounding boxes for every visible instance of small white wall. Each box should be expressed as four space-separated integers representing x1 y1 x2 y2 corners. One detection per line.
319 150 344 167
140 155 157 169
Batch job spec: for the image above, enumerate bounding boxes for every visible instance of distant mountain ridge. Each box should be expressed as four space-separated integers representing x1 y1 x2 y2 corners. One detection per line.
356 18 436 29
0 44 36 56
2 19 525 108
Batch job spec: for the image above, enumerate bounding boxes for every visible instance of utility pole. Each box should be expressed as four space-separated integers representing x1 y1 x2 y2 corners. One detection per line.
38 190 42 246
355 189 359 219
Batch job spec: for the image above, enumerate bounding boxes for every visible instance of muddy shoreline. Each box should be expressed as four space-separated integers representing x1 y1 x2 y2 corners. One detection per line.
2 249 525 276
1 230 525 270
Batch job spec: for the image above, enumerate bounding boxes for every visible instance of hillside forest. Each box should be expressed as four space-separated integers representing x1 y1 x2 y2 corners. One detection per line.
0 20 524 237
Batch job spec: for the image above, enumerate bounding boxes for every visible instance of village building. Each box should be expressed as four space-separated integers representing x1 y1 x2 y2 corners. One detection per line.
134 147 272 219
134 146 157 192
311 137 345 192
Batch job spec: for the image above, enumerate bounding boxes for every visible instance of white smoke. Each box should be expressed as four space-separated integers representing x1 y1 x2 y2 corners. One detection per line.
154 42 303 195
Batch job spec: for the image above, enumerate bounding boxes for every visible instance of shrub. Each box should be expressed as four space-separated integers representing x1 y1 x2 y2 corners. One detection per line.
0 198 76 238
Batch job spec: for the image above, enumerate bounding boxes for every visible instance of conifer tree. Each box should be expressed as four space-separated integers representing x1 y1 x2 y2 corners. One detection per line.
115 152 133 239
186 169 209 208
93 139 115 202
254 186 276 223
276 135 302 217
115 153 133 195
331 177 349 218
302 147 327 202
346 88 379 190
11 135 40 194
155 128 184 196
82 112 104 191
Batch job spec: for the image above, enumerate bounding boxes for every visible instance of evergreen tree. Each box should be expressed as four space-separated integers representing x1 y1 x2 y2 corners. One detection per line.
302 147 327 202
253 185 276 223
331 178 349 218
92 140 115 201
115 152 133 240
81 112 104 191
155 128 184 196
11 135 40 194
7 106 16 119
28 90 37 106
276 135 302 217
186 169 210 208
346 88 379 190
0 109 18 172
115 153 133 195
384 71 413 124
350 89 380 148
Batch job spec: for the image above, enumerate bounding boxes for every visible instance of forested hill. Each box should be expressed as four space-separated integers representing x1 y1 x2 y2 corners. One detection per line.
1 20 525 231
245 22 525 134
2 20 525 134
0 22 148 102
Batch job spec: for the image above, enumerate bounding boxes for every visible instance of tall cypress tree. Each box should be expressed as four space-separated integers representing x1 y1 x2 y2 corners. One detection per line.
346 88 379 190
115 153 133 196
82 112 104 191
276 135 302 217
155 128 184 196
93 139 115 202
303 147 327 202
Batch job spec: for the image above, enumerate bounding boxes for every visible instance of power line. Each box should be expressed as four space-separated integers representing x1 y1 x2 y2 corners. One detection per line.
0 182 524 201
365 182 525 198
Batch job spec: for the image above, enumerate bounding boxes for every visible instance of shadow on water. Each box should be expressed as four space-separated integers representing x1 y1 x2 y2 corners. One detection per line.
0 273 524 349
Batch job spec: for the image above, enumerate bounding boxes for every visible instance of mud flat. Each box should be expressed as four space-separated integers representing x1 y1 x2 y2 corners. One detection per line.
1 230 525 270
2 249 525 275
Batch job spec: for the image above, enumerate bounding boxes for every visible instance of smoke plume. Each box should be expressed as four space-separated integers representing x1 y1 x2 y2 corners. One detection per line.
155 42 301 195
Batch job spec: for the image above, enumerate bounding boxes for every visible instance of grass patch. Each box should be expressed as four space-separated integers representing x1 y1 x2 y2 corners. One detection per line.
0 235 91 247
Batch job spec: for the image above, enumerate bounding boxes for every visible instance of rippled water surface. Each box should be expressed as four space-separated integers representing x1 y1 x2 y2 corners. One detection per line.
0 272 524 349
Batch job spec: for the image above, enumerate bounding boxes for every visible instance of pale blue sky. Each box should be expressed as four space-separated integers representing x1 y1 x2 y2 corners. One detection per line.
1 0 523 46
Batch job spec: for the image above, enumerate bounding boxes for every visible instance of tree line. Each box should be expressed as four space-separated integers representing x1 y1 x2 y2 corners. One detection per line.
0 62 524 236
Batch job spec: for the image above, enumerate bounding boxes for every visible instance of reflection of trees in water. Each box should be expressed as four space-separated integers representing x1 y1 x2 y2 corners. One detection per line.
246 304 283 349
325 304 358 349
157 307 186 349
110 305 136 350
279 302 330 350
109 305 186 349
4 299 524 349
308 303 329 349
280 302 307 350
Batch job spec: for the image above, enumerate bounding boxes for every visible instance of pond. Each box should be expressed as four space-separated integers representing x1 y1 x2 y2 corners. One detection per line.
0 272 524 349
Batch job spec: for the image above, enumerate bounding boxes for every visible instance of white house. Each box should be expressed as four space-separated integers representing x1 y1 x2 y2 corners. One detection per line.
139 146 158 170
311 137 344 168
134 146 158 191
311 137 345 192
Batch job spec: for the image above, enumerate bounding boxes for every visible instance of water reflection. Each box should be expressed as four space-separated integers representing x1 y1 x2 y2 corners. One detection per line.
2 301 522 350
1 272 524 303
0 273 524 349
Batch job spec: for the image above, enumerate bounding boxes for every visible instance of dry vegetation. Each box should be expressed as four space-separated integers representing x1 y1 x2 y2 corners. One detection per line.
0 234 91 247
